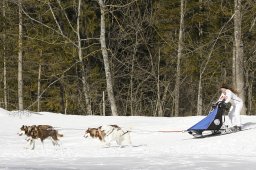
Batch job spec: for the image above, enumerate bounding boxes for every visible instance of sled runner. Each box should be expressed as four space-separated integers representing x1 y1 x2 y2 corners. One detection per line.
187 101 228 138
190 123 256 138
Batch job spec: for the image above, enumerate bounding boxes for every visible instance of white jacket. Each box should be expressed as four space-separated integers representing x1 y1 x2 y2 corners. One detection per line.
218 89 242 106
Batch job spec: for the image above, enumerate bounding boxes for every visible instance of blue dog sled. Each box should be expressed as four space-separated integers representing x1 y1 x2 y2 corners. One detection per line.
187 101 228 137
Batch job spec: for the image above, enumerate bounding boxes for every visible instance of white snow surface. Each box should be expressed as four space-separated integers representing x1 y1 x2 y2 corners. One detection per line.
1 108 256 170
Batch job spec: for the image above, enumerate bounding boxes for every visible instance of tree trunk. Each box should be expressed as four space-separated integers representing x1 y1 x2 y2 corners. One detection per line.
174 0 184 117
18 0 23 111
98 0 118 116
102 91 105 116
59 79 65 114
196 0 203 116
37 54 41 112
233 0 246 114
130 44 135 116
156 48 163 117
3 0 7 110
77 0 92 115
197 75 203 116
130 31 138 116
245 71 252 115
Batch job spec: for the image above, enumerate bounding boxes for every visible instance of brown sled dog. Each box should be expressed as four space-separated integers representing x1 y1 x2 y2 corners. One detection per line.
18 125 63 150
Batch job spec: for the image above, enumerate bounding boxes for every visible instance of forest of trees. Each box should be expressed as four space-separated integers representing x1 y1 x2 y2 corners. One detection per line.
0 0 256 116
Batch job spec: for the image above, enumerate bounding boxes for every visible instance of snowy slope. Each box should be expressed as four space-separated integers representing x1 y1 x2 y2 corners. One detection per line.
0 108 256 170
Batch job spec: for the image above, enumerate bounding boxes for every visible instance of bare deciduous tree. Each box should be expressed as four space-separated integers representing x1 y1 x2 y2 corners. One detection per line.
196 0 203 116
98 0 118 116
174 0 185 117
37 50 42 112
233 0 246 114
18 0 23 111
77 0 92 115
2 0 8 110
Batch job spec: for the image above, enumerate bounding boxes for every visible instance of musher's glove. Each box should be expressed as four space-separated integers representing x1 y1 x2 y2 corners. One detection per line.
218 101 227 109
211 102 217 108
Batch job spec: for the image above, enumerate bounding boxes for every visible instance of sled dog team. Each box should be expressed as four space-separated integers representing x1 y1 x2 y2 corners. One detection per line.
18 124 131 150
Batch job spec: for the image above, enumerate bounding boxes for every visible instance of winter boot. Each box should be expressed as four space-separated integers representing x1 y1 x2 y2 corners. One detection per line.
230 125 242 132
234 125 242 131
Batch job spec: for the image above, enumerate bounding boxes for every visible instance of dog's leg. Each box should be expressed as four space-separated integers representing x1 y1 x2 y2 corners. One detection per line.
126 133 132 145
51 132 62 149
53 140 60 147
27 138 33 149
55 140 60 147
50 137 59 147
41 140 45 150
52 140 56 146
55 140 63 152
119 132 132 147
117 138 126 148
25 136 30 141
126 135 132 147
50 137 56 146
50 137 62 151
30 139 35 150
101 139 110 148
25 137 31 149
116 138 121 146
102 136 111 147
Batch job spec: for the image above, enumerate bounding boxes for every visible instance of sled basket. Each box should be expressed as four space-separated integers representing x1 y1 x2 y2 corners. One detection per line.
187 101 227 134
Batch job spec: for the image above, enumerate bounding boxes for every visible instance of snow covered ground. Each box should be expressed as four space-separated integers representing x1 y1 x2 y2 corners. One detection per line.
1 108 256 170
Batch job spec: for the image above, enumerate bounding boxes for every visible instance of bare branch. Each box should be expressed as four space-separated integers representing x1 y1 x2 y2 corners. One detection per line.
21 6 77 47
105 0 138 8
47 1 64 35
56 0 77 34
200 13 235 77
249 17 256 32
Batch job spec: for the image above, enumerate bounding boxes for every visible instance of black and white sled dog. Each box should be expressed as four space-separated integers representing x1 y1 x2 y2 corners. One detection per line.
18 125 63 150
84 125 131 147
